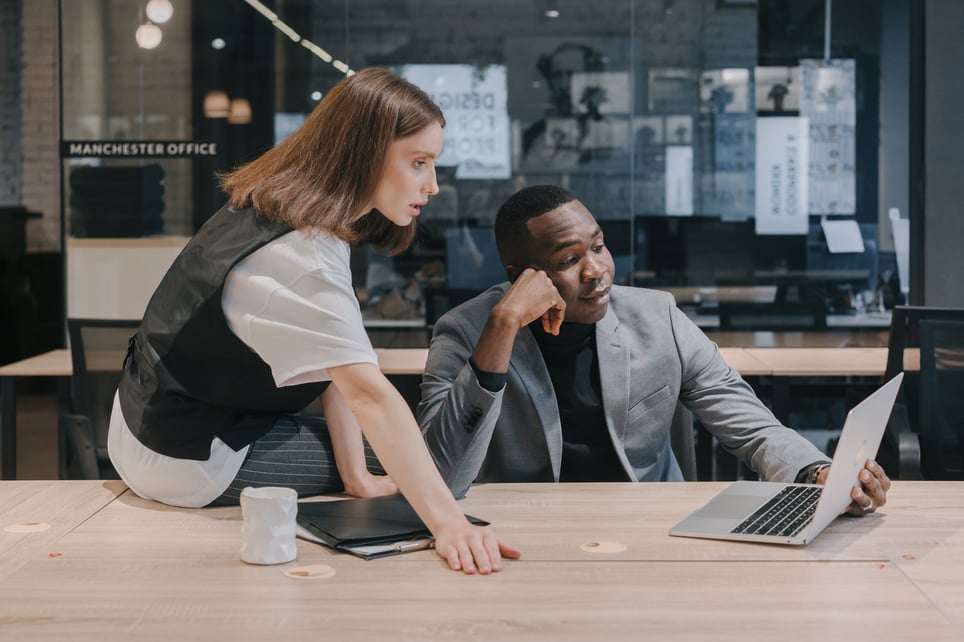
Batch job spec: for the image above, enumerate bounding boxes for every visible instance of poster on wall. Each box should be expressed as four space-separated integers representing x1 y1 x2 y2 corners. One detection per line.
665 145 694 216
699 69 754 220
755 66 800 114
800 58 856 215
755 117 810 235
700 68 752 114
399 64 511 180
703 112 755 220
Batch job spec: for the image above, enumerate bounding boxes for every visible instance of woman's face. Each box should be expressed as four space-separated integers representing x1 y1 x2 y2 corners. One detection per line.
366 121 442 226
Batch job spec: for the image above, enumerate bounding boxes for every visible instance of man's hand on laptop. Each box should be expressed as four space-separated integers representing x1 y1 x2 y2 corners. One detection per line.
820 459 891 517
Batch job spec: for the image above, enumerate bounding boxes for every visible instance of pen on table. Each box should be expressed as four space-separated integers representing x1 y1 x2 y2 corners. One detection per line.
393 539 435 553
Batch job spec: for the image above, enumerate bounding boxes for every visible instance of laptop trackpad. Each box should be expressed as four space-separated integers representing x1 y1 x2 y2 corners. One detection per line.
698 493 764 519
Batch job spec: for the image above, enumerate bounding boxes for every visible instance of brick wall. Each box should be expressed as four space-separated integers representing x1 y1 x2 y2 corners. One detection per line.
0 0 23 206
21 0 60 252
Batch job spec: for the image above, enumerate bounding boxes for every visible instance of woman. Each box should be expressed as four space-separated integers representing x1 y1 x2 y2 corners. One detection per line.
107 67 519 574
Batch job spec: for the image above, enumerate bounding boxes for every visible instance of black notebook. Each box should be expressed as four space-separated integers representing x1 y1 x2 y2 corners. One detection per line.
296 494 488 560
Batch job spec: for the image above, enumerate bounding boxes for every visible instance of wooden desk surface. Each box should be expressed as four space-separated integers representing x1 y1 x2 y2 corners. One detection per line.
373 347 428 375
0 349 72 378
0 481 960 640
656 285 778 304
0 480 126 578
0 348 431 378
718 347 771 376
1 346 909 380
744 347 918 377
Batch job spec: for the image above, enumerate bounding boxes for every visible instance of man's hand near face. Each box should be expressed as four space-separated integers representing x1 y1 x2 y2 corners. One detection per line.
471 268 565 374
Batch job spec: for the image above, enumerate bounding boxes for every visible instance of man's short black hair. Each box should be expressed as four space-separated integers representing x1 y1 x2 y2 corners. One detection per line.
494 185 577 266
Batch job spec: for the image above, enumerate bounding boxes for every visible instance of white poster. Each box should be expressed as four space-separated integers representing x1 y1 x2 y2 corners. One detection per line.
755 117 810 235
399 64 511 179
801 59 856 214
665 145 693 216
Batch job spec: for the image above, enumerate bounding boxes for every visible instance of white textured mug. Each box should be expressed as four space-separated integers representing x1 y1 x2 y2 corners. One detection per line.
240 486 298 565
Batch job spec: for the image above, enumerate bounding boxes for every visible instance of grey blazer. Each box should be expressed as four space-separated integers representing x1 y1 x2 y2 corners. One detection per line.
418 284 828 497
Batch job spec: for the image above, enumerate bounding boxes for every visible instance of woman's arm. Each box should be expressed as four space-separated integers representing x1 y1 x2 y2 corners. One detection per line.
320 383 398 497
327 361 520 574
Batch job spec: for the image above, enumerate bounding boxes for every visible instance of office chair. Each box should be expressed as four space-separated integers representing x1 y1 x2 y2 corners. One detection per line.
881 306 964 479
670 403 698 481
917 320 964 480
59 318 140 479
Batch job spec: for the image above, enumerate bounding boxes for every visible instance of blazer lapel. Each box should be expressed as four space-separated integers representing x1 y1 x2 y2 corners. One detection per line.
597 308 631 447
510 327 564 480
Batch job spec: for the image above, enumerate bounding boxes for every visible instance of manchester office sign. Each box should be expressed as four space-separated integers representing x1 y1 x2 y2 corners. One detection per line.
61 140 218 158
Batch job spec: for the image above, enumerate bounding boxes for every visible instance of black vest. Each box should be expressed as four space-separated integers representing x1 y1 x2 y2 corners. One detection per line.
119 204 327 459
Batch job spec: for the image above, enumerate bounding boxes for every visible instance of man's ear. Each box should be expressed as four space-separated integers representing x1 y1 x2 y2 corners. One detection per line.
505 264 522 283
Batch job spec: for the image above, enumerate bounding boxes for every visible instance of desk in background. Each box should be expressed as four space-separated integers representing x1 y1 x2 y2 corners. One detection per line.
0 348 429 480
707 329 890 348
0 481 960 639
1 345 914 480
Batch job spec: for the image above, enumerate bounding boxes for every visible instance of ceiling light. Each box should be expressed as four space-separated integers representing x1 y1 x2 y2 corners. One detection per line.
145 0 174 24
135 23 162 49
228 98 253 124
203 90 230 118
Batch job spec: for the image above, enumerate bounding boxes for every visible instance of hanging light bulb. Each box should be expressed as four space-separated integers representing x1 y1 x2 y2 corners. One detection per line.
203 90 230 118
228 98 253 124
135 22 163 49
145 0 174 24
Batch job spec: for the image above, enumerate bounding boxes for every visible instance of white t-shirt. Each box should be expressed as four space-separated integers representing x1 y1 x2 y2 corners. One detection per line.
108 228 378 507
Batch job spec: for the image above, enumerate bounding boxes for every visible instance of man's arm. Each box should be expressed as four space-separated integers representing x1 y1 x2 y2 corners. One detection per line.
471 269 564 372
667 302 829 482
418 271 565 496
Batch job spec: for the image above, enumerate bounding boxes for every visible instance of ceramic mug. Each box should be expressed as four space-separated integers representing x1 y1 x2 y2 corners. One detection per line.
239 486 298 565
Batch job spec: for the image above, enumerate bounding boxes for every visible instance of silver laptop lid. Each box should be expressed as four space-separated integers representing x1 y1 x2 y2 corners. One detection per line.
805 372 904 539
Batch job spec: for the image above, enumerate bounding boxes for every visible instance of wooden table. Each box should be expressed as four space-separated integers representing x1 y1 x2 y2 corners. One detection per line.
744 347 918 378
0 480 126 578
0 481 960 640
0 351 73 480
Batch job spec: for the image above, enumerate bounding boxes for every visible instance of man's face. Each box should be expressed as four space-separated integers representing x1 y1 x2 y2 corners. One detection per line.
520 200 615 324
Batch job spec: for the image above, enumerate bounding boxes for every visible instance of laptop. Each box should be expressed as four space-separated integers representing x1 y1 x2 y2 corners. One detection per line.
670 372 903 545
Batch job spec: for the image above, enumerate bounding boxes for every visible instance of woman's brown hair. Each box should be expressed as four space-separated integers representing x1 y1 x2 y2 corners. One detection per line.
218 66 444 254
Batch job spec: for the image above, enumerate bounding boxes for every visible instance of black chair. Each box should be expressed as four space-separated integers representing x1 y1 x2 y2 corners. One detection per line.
670 403 698 481
59 318 140 479
881 306 964 479
917 320 964 479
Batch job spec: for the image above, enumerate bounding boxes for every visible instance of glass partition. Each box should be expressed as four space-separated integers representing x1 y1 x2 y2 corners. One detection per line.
59 0 906 342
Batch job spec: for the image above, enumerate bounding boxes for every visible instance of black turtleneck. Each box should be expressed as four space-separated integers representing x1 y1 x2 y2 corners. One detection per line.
530 321 626 482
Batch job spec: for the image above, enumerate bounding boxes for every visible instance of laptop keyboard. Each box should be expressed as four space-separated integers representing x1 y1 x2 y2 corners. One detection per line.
730 485 823 538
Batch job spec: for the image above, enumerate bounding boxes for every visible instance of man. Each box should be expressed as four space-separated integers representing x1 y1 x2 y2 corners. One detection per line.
417 185 889 516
